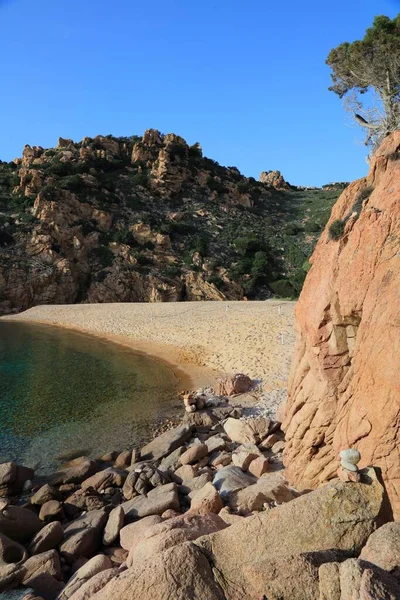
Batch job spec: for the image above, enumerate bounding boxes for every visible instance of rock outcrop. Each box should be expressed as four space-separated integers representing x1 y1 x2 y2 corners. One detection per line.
283 132 400 517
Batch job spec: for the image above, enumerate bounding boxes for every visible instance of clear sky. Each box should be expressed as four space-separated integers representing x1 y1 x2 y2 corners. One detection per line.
0 0 399 186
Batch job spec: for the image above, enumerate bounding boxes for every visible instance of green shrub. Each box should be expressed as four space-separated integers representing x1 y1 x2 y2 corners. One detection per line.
351 185 373 216
207 176 227 194
270 279 296 298
60 174 85 191
304 221 321 233
328 219 347 240
131 171 148 187
188 144 202 159
136 253 152 266
284 223 303 235
165 264 181 277
91 245 114 267
207 274 224 288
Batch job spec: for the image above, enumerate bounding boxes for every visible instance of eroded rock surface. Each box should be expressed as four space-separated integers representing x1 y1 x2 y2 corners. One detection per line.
283 132 400 517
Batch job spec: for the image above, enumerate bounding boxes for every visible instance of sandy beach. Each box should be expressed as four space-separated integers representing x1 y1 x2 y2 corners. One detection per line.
4 300 295 401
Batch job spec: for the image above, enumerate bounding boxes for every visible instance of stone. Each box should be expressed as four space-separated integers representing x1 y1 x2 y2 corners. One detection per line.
119 515 163 551
319 558 400 600
189 482 224 515
114 450 132 469
81 544 225 600
218 507 246 525
227 472 297 514
58 554 112 600
210 451 232 468
217 373 253 396
158 446 185 473
360 522 400 575
49 459 100 486
248 456 269 477
282 132 400 518
29 521 64 555
81 468 126 492
180 443 208 465
102 505 124 546
205 435 227 454
161 509 181 519
63 488 106 519
0 562 25 592
31 484 61 506
140 424 192 461
0 531 27 565
59 509 108 563
337 465 361 482
180 473 212 496
0 462 34 497
212 465 257 500
121 482 180 519
63 568 117 600
259 169 289 189
271 440 286 453
0 505 43 543
39 500 64 523
224 416 271 445
173 464 197 482
126 512 228 566
22 550 63 598
231 446 260 471
259 433 281 450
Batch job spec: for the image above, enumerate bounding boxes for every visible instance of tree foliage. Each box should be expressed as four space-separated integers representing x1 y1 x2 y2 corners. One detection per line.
326 14 400 150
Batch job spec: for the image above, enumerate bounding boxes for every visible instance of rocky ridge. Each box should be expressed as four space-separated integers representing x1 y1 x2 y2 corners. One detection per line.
0 130 341 314
283 131 400 518
0 387 399 600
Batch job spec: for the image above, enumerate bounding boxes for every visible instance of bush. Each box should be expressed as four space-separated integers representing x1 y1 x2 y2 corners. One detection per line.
207 176 227 194
328 219 347 240
269 279 296 298
91 245 114 267
304 221 321 233
60 174 85 191
351 185 373 216
136 253 152 266
284 223 303 236
188 144 202 159
165 264 181 277
131 171 148 187
207 274 224 288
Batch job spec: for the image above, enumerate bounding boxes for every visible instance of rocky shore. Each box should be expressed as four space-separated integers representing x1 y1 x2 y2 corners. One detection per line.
1 388 399 600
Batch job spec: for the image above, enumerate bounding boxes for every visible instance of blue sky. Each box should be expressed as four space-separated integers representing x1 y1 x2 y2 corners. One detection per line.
0 0 398 186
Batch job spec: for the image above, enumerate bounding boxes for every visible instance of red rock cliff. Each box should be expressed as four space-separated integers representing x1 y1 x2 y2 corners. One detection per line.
283 132 400 517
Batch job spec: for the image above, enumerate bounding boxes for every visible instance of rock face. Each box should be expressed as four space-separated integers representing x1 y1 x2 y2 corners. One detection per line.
259 169 290 189
283 132 400 518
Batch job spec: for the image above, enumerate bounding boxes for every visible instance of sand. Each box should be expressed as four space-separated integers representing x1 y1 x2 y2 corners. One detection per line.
4 301 296 412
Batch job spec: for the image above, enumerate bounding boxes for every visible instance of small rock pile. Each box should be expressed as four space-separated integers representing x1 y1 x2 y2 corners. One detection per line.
0 392 399 600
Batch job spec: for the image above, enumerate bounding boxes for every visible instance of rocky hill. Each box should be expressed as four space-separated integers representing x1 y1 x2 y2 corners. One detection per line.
0 130 341 314
282 131 400 518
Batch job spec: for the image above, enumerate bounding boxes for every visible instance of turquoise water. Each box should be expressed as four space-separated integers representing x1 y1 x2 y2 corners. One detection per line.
0 322 180 474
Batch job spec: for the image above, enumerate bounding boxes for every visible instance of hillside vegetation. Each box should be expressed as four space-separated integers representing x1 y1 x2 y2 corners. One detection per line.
0 130 342 313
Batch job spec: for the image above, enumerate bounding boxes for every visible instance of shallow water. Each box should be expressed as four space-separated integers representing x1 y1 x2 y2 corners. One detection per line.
0 321 180 474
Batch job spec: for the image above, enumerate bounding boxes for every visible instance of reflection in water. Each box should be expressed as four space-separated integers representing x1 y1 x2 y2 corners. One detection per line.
0 322 180 474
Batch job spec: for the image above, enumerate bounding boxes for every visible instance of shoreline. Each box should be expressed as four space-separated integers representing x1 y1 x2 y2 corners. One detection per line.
2 300 296 394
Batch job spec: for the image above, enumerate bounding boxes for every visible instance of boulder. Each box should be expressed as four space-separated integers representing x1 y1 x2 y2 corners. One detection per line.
81 468 126 492
360 522 400 576
64 568 117 600
212 466 257 500
102 506 124 546
248 456 269 477
114 450 132 470
210 451 232 468
121 483 180 519
49 459 100 486
58 554 112 600
228 471 296 514
22 550 63 599
0 531 27 565
122 465 169 500
0 562 25 592
217 373 253 396
259 433 281 450
223 417 270 445
189 482 224 515
173 464 197 483
205 435 227 454
218 507 246 525
79 543 225 600
282 133 400 518
158 446 185 473
63 488 106 519
231 446 260 471
29 522 64 555
194 467 384 599
0 505 43 543
119 515 162 551
127 512 228 566
31 484 61 506
59 509 108 564
39 500 64 523
140 424 192 461
180 473 212 496
319 558 400 600
180 443 208 465
0 462 34 497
